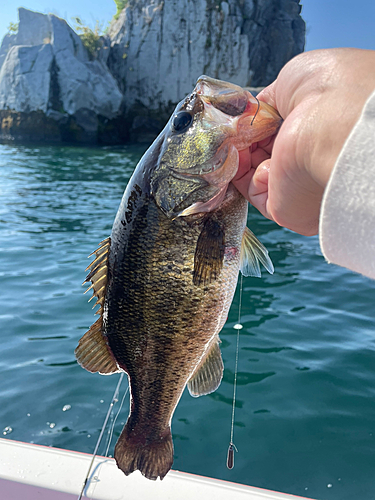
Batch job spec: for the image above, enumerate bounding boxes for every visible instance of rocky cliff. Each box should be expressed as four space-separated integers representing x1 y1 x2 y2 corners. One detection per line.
0 8 122 143
0 2 305 144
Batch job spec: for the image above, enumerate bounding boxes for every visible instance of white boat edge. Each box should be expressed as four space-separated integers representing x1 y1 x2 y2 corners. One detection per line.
0 438 313 500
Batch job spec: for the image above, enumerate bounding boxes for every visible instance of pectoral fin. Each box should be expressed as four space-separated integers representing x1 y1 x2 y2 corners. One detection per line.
75 237 120 375
193 218 225 286
240 226 274 277
187 341 224 397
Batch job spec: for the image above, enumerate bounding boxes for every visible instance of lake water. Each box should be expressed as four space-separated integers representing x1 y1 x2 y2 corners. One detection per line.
1 143 375 500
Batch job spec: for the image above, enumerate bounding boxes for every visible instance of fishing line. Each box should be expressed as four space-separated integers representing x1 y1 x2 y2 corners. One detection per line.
100 402 115 457
77 372 125 500
227 274 243 469
251 96 260 126
103 384 129 458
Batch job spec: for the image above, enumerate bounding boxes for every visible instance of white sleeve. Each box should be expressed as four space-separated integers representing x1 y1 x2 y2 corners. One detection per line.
319 89 375 279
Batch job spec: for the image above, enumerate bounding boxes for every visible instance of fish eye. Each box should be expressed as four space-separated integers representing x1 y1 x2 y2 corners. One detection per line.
172 111 193 133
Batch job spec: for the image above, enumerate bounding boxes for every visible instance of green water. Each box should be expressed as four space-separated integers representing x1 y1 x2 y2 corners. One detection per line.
1 143 375 500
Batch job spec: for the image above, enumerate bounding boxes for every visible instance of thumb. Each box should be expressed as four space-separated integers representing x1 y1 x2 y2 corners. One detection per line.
247 159 274 221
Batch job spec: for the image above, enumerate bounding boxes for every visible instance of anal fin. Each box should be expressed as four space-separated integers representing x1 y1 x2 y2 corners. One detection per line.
75 317 120 374
187 341 224 397
240 226 274 277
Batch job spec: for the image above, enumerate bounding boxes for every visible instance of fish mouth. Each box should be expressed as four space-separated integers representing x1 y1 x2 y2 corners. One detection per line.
235 97 282 148
195 75 250 117
195 75 282 150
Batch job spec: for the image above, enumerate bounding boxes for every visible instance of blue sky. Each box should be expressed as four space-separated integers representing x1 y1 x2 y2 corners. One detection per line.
1 0 375 53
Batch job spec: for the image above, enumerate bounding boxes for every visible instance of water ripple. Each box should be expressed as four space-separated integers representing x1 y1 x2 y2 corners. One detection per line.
2 144 375 500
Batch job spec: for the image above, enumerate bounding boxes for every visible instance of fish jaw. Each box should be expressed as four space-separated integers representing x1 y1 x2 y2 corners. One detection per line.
195 75 249 117
196 75 282 151
234 98 282 150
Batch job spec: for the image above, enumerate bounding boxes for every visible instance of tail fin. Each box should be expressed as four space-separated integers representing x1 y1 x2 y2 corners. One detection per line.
114 422 173 481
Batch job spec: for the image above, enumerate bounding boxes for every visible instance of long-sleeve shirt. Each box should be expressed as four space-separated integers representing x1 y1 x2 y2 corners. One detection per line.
319 89 375 280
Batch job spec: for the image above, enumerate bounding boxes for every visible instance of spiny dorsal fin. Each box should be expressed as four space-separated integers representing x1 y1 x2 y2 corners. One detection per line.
83 237 111 315
75 237 120 375
187 341 224 397
193 219 225 286
240 226 274 278
75 317 120 374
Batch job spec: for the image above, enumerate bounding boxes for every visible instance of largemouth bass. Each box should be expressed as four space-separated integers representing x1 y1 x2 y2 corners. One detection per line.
76 76 281 480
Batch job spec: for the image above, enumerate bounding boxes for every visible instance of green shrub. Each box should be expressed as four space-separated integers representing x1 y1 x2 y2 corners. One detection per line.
8 22 19 34
73 17 103 60
113 0 128 20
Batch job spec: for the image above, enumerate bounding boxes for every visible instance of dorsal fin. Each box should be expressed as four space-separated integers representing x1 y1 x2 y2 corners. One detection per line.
240 226 274 277
75 237 120 375
187 340 224 397
83 237 111 314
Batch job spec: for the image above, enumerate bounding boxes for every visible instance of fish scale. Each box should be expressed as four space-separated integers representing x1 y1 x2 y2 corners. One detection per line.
76 75 281 481
108 184 247 479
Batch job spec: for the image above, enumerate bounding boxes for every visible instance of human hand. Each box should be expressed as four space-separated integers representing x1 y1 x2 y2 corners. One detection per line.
233 48 375 236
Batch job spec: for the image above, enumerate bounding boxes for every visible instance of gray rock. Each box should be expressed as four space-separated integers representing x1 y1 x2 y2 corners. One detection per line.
16 7 52 47
46 109 69 124
0 8 123 141
108 0 305 115
108 0 250 113
54 51 122 117
49 14 88 63
96 35 112 66
48 15 122 118
130 114 166 143
0 44 53 113
73 108 98 134
0 8 52 71
0 33 17 70
245 0 305 86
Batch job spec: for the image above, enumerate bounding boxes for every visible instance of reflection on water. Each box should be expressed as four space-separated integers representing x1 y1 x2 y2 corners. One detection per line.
208 391 243 408
1 144 375 500
223 369 276 385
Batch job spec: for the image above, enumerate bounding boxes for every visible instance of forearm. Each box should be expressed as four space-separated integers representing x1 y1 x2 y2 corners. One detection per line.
319 89 375 279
